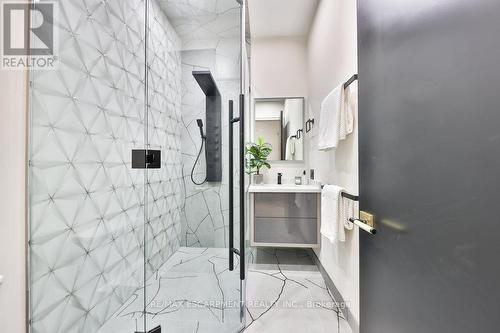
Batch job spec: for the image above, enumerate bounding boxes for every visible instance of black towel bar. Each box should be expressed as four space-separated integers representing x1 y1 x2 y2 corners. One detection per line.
304 74 357 136
320 185 359 201
344 74 358 89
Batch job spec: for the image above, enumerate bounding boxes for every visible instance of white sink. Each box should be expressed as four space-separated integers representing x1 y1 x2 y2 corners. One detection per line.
248 183 321 193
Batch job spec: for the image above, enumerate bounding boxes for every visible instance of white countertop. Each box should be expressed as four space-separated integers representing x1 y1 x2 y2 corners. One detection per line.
248 183 322 193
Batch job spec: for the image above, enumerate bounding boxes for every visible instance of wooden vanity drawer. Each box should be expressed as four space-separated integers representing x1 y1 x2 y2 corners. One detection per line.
254 217 318 245
254 193 318 218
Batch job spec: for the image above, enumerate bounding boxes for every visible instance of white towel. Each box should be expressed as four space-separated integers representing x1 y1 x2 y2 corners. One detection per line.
318 82 354 150
285 135 296 160
339 193 355 242
342 82 356 137
320 185 355 243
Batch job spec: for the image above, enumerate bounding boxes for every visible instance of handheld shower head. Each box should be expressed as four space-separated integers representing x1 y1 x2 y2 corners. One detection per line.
191 119 207 185
196 119 205 139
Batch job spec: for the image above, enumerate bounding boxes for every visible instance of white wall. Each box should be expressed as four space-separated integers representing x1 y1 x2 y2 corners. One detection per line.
247 1 360 325
251 37 308 183
0 69 27 332
307 0 359 326
255 100 284 160
255 100 283 120
251 37 308 98
255 120 281 160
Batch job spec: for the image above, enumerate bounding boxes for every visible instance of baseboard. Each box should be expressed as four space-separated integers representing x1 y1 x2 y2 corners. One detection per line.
309 250 359 333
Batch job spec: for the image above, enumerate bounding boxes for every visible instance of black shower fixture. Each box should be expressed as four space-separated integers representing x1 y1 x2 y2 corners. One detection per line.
192 71 222 182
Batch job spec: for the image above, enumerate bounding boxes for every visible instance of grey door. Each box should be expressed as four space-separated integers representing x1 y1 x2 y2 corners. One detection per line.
358 1 500 332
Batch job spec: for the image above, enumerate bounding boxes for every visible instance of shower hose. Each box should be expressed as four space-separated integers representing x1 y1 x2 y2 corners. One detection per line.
190 137 207 185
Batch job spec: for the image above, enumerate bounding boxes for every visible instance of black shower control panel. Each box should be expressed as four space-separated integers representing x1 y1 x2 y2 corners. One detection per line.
131 149 161 169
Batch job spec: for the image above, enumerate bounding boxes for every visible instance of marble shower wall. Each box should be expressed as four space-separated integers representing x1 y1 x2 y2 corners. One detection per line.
28 0 182 332
156 0 242 248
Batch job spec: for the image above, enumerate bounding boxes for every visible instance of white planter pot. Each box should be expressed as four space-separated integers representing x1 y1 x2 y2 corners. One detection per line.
252 174 264 184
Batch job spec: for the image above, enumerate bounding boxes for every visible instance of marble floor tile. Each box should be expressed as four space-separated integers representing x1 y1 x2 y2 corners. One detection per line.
242 249 352 333
97 247 351 333
97 247 243 333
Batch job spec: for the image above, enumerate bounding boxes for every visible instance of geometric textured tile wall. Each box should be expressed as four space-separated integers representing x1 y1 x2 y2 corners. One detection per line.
28 0 182 332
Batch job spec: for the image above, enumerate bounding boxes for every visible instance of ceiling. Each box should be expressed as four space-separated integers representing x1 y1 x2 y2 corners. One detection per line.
157 0 238 19
156 0 241 42
248 0 319 38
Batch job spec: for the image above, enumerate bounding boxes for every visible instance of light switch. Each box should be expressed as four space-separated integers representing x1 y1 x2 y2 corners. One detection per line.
0 275 4 285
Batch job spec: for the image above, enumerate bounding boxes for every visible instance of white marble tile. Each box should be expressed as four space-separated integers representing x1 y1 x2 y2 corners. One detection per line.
169 0 241 250
95 246 352 333
242 249 352 333
97 247 243 333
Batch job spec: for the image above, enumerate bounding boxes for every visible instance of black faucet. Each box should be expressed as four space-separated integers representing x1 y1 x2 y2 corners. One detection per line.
277 173 282 185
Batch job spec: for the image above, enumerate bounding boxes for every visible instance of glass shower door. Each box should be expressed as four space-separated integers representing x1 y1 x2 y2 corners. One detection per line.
28 0 149 332
141 0 246 332
28 0 247 332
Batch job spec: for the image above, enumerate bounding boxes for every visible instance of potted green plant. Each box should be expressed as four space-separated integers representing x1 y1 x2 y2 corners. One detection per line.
246 137 272 184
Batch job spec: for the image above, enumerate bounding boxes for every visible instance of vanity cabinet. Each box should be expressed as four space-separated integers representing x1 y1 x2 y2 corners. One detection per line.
249 186 321 248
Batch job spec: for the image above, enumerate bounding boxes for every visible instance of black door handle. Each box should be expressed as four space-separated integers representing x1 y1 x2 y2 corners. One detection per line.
229 100 235 271
228 95 246 280
238 94 245 281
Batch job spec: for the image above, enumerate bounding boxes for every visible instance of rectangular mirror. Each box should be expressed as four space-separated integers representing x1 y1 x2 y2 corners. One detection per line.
254 97 305 161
